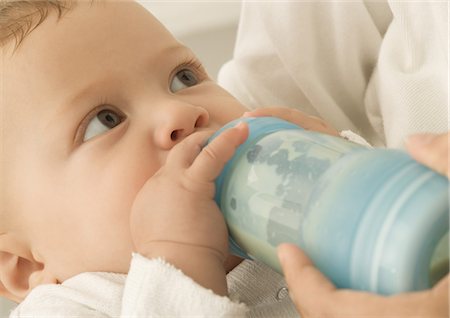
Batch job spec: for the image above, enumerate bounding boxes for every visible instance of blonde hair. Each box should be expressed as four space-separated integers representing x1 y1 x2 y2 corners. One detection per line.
0 0 75 49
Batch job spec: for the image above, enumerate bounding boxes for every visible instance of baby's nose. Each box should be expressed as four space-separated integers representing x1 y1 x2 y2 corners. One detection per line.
155 105 209 149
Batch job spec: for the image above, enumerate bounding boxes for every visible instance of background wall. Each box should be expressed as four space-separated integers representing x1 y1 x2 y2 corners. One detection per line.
0 1 241 316
142 1 242 80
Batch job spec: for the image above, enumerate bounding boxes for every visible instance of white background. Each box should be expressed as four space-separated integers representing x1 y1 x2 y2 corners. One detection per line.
140 1 242 80
0 1 241 316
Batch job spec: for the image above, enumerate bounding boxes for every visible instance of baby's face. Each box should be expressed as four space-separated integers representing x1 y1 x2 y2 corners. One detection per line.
2 1 246 282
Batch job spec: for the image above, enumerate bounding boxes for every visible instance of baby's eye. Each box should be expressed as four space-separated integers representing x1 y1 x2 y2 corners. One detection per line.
170 69 199 92
83 108 125 142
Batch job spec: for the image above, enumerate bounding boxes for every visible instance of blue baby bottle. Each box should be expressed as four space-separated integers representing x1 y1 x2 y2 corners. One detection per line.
210 117 449 295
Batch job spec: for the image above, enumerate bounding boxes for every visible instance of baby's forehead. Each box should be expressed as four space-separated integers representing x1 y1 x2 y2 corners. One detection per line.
4 2 179 92
3 0 173 55
2 0 183 133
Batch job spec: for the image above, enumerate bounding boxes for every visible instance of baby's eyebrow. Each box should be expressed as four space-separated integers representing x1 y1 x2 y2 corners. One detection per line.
68 44 189 96
65 85 96 109
161 44 191 57
158 44 197 66
53 44 194 119
44 79 108 135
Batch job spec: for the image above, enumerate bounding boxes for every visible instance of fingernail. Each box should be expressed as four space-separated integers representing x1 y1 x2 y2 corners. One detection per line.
242 111 252 117
407 134 435 147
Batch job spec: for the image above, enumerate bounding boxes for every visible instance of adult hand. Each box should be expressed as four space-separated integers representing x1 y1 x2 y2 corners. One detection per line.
277 130 450 317
278 244 449 318
406 131 449 178
243 107 339 136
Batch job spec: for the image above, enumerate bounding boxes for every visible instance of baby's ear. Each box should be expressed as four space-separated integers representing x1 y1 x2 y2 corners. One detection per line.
0 250 57 303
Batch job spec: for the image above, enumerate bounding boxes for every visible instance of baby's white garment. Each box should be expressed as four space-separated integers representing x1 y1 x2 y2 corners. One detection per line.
10 254 298 317
218 1 448 148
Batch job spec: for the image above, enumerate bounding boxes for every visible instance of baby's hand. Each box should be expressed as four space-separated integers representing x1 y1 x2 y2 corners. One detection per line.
130 122 248 295
243 107 339 136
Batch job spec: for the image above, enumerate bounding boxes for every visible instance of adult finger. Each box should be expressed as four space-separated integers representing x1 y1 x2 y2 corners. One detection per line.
278 244 439 318
406 132 449 178
244 107 339 136
277 243 336 316
244 107 313 129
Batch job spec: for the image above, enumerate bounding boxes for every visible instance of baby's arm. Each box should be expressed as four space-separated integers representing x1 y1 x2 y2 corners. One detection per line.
129 123 248 296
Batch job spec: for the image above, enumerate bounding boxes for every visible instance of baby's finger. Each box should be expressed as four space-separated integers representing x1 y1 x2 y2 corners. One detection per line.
188 122 248 183
165 130 214 169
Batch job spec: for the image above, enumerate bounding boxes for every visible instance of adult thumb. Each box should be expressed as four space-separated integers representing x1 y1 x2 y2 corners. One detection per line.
277 243 335 297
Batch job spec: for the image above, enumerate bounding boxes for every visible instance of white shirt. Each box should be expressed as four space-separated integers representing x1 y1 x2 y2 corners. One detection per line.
218 1 449 148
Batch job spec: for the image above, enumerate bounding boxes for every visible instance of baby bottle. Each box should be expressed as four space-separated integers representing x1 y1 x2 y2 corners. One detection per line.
209 117 449 295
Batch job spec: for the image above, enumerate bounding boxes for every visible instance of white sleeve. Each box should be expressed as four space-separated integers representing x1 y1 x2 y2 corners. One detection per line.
365 1 449 148
218 1 391 147
121 254 248 317
219 1 448 149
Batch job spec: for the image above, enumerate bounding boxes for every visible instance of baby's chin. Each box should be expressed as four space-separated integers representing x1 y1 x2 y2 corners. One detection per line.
224 254 244 273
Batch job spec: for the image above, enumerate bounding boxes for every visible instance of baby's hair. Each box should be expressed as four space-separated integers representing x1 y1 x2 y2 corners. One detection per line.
0 0 75 50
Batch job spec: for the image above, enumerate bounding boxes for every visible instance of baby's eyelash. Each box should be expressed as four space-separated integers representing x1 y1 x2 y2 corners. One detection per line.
75 98 120 143
95 96 110 109
173 57 207 79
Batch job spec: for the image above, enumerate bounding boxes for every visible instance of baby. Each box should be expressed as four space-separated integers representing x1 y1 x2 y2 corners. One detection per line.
1 0 335 316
